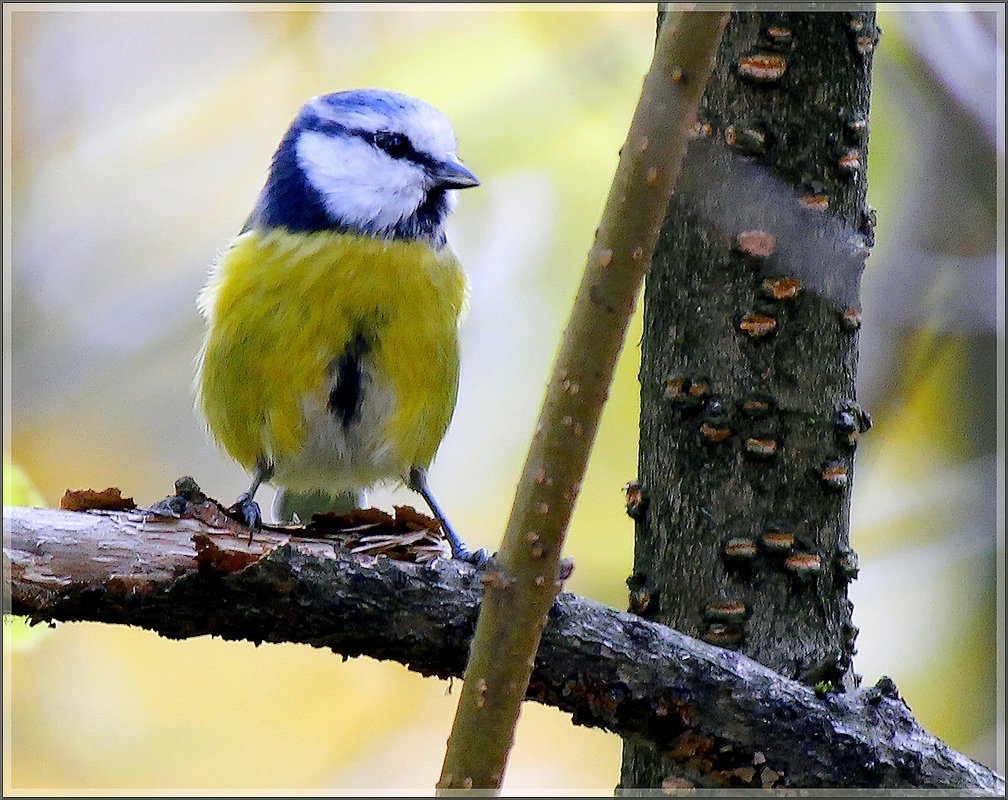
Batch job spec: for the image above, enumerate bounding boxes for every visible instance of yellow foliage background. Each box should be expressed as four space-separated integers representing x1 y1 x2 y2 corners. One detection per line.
4 4 1003 793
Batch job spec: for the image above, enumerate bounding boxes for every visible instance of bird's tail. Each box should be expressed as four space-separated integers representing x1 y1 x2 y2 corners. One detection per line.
271 488 367 524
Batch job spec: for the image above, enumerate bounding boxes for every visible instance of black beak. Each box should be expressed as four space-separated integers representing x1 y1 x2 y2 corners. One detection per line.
431 159 480 189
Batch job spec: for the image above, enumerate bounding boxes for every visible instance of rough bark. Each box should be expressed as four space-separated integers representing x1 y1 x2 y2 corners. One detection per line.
4 505 1003 792
623 8 878 788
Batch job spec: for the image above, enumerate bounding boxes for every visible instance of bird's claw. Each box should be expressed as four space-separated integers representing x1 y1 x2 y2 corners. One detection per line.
456 546 490 568
228 491 262 543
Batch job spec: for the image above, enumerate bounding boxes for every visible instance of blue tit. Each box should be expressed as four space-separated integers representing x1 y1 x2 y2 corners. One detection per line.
195 88 482 561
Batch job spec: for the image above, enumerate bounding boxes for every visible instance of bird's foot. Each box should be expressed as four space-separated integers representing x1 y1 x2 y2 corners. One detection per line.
228 491 262 543
455 545 490 568
444 527 489 566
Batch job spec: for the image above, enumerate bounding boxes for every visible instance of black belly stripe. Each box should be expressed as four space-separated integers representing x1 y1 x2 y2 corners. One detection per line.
328 332 369 428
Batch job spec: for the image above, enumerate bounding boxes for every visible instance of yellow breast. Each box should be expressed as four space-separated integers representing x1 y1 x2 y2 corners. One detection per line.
196 228 467 490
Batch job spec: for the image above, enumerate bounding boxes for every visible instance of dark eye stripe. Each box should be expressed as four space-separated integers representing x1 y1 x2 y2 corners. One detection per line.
367 129 441 171
373 130 410 157
301 117 439 170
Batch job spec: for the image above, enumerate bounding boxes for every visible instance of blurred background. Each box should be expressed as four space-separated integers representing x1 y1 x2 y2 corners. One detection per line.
3 3 1003 793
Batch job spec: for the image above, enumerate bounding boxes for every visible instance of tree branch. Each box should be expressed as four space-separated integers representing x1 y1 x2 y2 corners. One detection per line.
4 504 1002 792
439 9 729 791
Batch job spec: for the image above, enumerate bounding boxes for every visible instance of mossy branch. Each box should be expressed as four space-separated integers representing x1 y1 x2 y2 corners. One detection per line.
437 9 730 792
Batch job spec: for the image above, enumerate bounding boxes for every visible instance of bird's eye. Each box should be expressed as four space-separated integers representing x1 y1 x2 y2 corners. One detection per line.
373 131 411 158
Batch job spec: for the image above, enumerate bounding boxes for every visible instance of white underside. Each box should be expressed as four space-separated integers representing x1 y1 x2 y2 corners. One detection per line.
269 362 404 493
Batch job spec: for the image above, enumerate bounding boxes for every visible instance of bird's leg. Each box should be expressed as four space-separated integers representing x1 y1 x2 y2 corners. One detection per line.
408 466 487 565
228 460 274 542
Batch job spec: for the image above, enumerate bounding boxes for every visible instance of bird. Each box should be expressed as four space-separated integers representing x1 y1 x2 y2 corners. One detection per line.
194 88 483 562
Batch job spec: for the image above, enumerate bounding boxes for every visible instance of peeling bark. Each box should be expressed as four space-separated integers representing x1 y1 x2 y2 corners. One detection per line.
4 505 1003 792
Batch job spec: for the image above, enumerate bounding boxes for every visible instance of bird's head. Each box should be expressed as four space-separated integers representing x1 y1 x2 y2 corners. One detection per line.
250 89 479 246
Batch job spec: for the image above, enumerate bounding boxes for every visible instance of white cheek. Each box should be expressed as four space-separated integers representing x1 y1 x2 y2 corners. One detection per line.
296 131 426 232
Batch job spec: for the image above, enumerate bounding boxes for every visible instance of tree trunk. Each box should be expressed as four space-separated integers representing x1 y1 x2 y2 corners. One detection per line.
622 8 877 788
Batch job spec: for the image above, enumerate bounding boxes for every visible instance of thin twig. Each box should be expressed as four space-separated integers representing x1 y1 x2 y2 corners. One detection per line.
437 9 730 792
